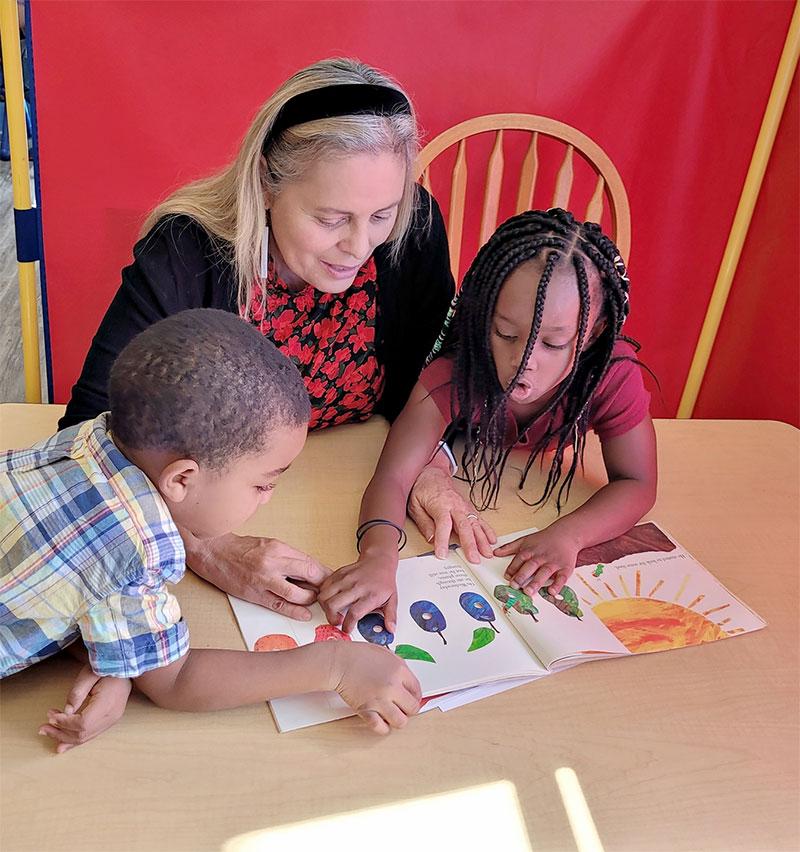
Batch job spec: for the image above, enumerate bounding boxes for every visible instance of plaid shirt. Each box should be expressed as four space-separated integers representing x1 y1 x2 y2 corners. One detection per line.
0 414 189 678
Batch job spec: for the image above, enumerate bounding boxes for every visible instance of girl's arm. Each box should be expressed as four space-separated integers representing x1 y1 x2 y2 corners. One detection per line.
497 416 658 594
317 382 447 632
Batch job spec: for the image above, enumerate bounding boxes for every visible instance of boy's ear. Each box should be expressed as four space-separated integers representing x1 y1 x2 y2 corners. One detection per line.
157 459 200 503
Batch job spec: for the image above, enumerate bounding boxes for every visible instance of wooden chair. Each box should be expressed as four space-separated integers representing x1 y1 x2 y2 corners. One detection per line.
416 114 631 283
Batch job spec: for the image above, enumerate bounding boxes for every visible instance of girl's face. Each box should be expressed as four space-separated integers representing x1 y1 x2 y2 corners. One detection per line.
267 151 406 294
490 259 600 418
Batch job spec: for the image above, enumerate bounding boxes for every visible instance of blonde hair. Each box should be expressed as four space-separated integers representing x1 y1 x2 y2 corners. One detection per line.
142 58 421 316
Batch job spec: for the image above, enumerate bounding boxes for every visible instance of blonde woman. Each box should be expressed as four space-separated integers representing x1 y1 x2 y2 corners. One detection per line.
61 58 486 620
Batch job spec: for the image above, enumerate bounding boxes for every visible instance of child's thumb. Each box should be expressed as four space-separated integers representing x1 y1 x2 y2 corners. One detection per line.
493 541 518 557
65 665 99 714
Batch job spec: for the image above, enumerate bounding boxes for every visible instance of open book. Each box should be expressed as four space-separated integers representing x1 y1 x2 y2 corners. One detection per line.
228 522 766 732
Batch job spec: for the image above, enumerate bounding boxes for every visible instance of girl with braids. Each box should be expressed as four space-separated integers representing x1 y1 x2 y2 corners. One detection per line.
319 209 657 633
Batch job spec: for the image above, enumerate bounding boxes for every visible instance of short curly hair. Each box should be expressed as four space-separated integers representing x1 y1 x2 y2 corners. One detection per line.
109 309 310 468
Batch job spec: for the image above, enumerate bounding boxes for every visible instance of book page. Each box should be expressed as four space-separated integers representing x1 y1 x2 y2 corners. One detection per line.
563 523 767 663
464 529 628 669
229 553 548 732
391 553 547 690
464 523 767 670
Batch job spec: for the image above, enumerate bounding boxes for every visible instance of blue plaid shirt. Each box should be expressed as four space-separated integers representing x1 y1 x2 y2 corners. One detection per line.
0 414 189 678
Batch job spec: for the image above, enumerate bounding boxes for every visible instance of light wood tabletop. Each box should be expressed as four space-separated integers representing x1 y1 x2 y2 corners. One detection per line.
1 404 798 851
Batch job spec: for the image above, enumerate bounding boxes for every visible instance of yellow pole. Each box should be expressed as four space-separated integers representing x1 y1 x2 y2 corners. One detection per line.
0 0 41 402
677 1 800 418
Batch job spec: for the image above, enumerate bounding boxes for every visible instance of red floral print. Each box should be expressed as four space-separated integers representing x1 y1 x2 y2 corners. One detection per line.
248 257 384 430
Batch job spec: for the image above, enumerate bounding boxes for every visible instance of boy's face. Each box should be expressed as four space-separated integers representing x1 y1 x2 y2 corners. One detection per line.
167 423 308 539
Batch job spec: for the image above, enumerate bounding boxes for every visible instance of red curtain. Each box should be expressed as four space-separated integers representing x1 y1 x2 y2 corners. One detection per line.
28 0 797 421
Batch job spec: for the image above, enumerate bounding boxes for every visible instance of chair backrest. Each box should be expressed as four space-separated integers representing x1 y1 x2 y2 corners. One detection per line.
416 114 630 283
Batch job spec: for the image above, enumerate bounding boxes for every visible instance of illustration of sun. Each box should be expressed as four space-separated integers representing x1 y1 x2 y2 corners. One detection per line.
574 566 746 654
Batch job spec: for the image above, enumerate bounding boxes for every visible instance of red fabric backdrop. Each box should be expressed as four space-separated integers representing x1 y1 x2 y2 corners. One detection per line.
28 0 797 422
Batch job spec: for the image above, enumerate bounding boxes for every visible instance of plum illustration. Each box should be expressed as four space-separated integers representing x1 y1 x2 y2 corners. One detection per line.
459 591 499 633
409 600 448 644
357 612 395 646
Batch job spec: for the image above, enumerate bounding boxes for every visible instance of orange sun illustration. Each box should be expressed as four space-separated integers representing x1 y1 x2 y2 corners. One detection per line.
575 567 745 654
592 598 726 652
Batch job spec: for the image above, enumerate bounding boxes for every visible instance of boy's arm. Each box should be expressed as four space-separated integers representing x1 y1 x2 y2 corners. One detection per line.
498 416 658 594
39 662 132 753
134 642 421 734
318 382 447 632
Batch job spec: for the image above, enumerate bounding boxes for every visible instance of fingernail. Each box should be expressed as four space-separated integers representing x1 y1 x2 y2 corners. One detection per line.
426 534 433 543
38 729 46 736
64 704 74 714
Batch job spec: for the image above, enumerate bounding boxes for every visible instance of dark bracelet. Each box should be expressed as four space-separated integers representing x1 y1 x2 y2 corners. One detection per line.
356 519 407 553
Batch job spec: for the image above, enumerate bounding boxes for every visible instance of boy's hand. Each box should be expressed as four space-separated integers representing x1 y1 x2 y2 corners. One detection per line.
38 664 132 753
318 556 398 634
331 643 421 734
408 466 497 563
494 527 580 597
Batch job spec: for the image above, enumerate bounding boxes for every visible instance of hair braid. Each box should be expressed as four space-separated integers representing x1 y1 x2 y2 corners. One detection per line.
438 208 644 512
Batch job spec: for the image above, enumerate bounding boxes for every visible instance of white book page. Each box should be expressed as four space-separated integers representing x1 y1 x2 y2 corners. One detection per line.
564 523 767 662
465 523 767 670
463 529 629 669
229 553 548 732
391 553 547 691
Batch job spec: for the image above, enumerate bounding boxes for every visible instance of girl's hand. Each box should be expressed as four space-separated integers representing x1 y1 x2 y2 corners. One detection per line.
408 466 497 563
494 527 580 597
318 556 398 634
38 664 132 753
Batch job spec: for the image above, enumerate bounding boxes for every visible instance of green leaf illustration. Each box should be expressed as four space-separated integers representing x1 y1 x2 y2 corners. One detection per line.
467 626 496 652
494 584 539 621
395 644 436 663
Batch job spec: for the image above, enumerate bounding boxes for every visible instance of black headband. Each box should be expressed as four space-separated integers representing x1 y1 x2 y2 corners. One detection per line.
264 83 411 152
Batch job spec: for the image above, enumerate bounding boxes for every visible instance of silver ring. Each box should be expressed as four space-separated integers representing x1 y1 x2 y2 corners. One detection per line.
466 513 479 522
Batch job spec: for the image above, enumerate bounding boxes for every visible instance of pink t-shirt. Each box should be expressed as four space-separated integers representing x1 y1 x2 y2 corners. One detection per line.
419 340 650 448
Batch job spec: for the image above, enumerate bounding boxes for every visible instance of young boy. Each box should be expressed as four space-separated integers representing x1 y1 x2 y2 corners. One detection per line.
1 309 420 751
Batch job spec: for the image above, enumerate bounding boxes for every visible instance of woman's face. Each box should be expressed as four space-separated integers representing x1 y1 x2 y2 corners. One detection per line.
267 150 406 293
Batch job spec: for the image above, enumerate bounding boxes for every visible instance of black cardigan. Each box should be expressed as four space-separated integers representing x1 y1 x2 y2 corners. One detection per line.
60 188 455 429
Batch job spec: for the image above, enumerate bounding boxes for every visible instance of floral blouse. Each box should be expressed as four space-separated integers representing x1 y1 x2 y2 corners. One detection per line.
248 257 384 430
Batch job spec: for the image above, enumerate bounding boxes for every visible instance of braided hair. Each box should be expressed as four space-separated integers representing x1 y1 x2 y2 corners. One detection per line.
434 208 636 511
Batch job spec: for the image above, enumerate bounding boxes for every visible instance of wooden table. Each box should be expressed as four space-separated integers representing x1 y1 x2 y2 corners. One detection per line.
1 404 798 851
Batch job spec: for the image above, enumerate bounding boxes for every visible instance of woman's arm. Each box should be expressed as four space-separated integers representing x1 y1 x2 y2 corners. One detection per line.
180 529 329 620
497 416 658 594
59 217 234 429
374 189 455 422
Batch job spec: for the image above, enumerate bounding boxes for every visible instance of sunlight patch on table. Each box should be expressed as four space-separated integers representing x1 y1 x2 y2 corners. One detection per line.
221 780 532 851
555 767 605 852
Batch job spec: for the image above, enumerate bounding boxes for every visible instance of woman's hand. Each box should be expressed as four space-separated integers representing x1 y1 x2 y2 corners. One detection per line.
38 664 132 753
184 532 331 621
407 464 497 563
318 553 399 633
494 526 580 596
